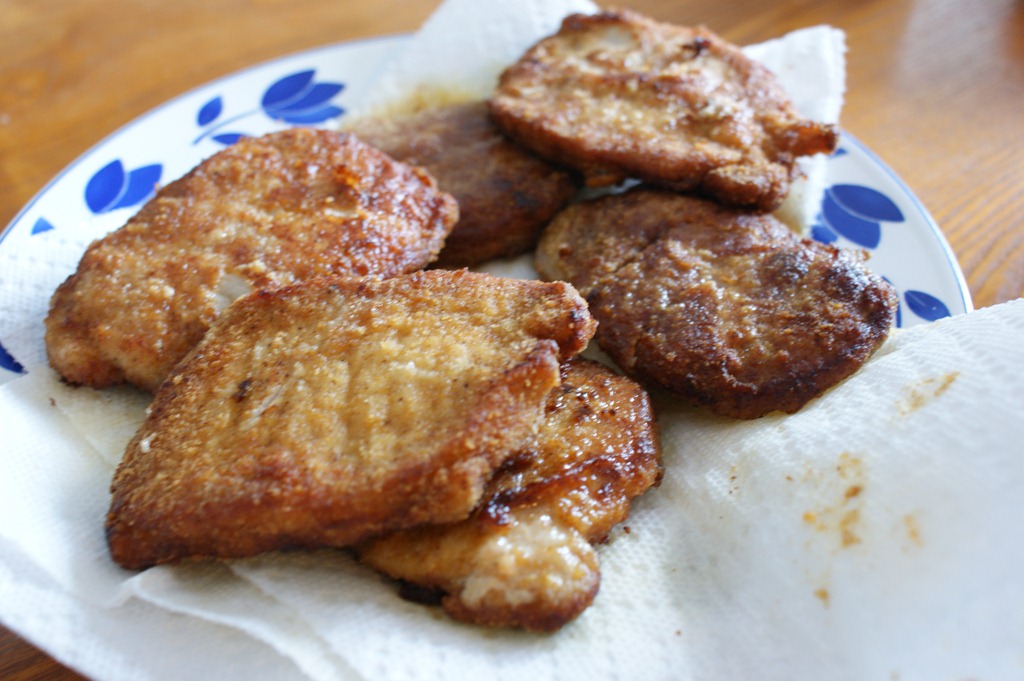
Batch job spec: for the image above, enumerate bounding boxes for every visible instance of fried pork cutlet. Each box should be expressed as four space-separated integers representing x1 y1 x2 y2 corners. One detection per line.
46 128 458 393
356 358 661 632
489 9 838 212
106 269 596 570
536 188 898 419
346 101 580 267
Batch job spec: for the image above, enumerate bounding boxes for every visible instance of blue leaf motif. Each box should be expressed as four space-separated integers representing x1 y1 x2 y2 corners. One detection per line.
261 71 344 123
194 70 345 145
822 190 881 249
905 290 951 322
85 160 126 214
267 83 343 115
212 133 246 145
830 184 904 223
0 340 25 374
810 222 838 244
197 96 223 126
279 105 345 125
262 70 316 110
811 213 835 244
112 164 162 210
31 217 55 235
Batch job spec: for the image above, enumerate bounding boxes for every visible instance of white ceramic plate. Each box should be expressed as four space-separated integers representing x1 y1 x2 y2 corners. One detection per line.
0 35 972 383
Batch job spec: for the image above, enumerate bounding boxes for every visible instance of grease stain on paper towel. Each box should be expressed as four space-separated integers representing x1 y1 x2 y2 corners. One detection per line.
800 453 867 608
802 453 866 549
800 455 929 607
897 371 959 416
902 514 924 548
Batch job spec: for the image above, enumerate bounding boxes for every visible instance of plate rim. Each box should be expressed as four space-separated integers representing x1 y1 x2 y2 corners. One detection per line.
838 131 972 314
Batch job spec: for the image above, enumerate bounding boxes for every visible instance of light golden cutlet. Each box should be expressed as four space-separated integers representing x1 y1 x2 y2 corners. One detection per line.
489 9 838 212
536 188 898 420
45 128 458 393
345 101 580 267
105 269 596 570
356 358 662 632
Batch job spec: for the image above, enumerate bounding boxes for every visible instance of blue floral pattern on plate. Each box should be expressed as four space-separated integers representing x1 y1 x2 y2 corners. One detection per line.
193 69 345 146
817 183 906 249
904 290 952 322
0 38 971 382
0 341 25 375
808 142 966 327
31 217 54 235
85 160 163 214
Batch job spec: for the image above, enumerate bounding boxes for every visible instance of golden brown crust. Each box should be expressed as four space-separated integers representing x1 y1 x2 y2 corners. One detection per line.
489 9 838 212
45 128 459 393
105 269 596 570
346 101 580 267
536 188 898 419
356 358 662 632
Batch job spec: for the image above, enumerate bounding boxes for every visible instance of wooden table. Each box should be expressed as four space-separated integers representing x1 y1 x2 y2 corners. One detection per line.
1 0 1021 677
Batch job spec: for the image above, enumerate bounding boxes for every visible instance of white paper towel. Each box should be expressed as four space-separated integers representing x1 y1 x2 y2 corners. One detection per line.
2 1 1020 680
348 0 600 115
4 298 1023 681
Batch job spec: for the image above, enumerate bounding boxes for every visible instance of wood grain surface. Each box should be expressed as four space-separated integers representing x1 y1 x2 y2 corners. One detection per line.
1 0 1022 678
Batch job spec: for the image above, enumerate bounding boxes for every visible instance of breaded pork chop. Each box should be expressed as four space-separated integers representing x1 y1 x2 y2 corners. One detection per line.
106 270 596 570
489 10 838 212
537 188 898 419
356 358 661 632
345 101 579 267
46 128 458 393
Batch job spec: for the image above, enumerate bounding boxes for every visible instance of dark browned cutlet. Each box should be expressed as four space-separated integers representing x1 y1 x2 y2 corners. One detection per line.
536 187 898 419
346 101 580 267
